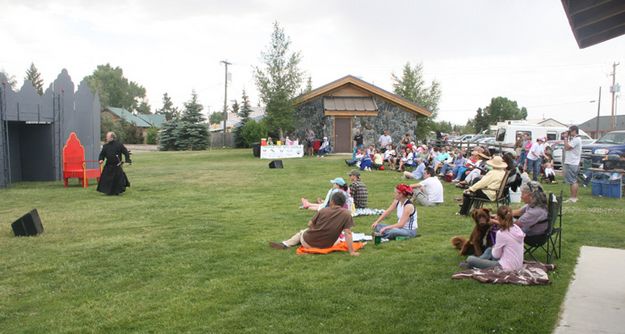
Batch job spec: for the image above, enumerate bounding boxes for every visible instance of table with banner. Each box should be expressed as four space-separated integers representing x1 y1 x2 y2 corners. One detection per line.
260 145 304 159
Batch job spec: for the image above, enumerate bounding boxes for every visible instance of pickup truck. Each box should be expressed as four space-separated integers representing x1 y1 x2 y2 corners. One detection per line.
582 130 625 167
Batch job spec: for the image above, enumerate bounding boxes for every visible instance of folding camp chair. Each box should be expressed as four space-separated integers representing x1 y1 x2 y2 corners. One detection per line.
524 191 563 264
472 170 511 210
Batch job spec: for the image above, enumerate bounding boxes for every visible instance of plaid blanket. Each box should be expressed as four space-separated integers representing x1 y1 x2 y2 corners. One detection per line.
452 261 556 285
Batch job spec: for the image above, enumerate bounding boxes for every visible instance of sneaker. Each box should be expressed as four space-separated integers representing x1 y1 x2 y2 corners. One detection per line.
269 242 287 250
459 261 471 270
564 198 578 203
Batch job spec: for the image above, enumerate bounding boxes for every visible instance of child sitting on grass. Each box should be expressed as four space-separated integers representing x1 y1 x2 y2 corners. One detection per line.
462 206 525 272
543 160 556 184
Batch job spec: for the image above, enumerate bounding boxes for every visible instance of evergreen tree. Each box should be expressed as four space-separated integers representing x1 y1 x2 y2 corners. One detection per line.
234 90 253 148
155 93 179 121
471 97 527 133
304 76 312 94
136 100 151 114
24 62 44 95
159 121 179 151
254 21 303 138
391 62 441 141
231 100 239 115
176 91 209 150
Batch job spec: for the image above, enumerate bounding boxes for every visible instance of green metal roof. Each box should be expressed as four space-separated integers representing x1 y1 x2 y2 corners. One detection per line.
105 107 164 128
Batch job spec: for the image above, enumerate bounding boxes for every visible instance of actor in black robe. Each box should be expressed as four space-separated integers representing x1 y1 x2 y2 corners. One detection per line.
97 132 132 195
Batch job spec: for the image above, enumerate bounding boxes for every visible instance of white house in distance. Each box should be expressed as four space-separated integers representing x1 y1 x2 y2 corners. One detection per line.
209 107 265 133
489 118 570 132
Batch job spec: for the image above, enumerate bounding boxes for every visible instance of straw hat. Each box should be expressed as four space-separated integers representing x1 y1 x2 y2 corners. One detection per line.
486 156 508 169
478 152 491 160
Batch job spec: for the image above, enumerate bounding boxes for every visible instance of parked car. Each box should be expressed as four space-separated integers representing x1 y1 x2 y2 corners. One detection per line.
547 134 594 168
581 130 625 167
456 134 475 142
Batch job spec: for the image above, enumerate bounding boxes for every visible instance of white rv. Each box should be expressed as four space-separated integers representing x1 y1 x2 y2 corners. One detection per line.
494 124 589 146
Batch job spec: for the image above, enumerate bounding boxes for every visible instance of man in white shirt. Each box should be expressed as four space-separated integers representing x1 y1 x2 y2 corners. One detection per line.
525 137 545 181
378 130 393 152
563 125 582 203
410 167 444 206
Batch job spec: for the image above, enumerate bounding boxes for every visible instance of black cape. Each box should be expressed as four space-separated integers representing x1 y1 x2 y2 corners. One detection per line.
97 140 131 195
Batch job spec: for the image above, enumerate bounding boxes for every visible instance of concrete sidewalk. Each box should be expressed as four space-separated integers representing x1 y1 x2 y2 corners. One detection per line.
554 246 625 334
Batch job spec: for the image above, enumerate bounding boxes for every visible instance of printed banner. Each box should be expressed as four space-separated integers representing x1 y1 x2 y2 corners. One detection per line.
260 145 304 159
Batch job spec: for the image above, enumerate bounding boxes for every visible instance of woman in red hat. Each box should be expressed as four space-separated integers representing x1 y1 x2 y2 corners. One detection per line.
371 184 418 239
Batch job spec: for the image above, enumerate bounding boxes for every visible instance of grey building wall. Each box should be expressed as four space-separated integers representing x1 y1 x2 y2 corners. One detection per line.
0 69 100 188
294 96 422 146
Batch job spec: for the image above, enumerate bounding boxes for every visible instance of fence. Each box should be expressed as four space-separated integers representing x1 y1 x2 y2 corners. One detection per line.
210 132 235 148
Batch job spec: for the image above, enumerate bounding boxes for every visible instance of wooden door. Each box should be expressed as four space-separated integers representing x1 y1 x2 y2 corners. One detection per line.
334 117 352 153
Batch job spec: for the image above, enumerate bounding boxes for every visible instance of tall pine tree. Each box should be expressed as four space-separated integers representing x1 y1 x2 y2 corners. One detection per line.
176 91 209 150
254 21 303 138
391 62 441 141
234 90 253 148
25 62 44 95
156 93 179 121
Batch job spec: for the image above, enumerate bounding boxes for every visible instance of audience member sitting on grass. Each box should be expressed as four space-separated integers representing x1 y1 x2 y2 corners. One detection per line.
384 144 398 169
372 149 384 170
512 181 548 237
432 146 451 172
457 152 490 188
440 153 466 179
404 157 425 180
271 192 359 256
410 167 444 206
397 147 416 172
348 170 368 209
301 177 349 211
543 159 556 183
345 148 365 167
371 184 418 240
317 137 331 157
452 150 480 183
359 149 373 171
458 156 508 216
462 206 525 271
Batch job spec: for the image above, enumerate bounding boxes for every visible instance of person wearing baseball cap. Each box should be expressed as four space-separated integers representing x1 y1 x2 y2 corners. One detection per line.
348 170 368 209
300 177 350 212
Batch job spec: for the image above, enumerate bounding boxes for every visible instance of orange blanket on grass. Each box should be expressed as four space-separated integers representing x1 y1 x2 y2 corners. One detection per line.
296 242 366 255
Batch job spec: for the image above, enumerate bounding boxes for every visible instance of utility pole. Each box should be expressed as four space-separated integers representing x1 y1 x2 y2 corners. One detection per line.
595 86 602 139
221 60 232 148
610 62 619 130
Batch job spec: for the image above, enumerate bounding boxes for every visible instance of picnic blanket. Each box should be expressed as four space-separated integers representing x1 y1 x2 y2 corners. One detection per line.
353 208 385 217
452 261 556 285
296 241 366 255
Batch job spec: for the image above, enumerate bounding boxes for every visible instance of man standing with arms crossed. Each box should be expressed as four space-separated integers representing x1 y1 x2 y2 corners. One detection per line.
563 125 582 203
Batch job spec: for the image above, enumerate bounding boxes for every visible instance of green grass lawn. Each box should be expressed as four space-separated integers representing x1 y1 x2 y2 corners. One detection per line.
1 149 624 333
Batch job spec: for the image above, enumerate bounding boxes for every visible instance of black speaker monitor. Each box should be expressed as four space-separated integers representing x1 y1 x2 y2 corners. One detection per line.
11 209 44 237
269 160 283 169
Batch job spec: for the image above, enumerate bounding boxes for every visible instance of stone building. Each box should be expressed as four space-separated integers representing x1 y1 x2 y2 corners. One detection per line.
293 75 431 153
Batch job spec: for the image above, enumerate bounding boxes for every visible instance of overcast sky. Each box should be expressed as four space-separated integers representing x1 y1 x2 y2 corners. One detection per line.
2 0 625 125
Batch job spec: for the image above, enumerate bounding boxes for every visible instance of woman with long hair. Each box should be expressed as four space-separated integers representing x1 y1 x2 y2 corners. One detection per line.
464 206 525 271
371 184 418 239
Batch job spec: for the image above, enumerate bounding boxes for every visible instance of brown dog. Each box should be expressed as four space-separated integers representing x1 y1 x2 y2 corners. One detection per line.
451 208 494 256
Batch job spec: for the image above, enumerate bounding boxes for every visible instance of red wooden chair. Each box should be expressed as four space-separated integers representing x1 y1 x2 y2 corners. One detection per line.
62 132 101 188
